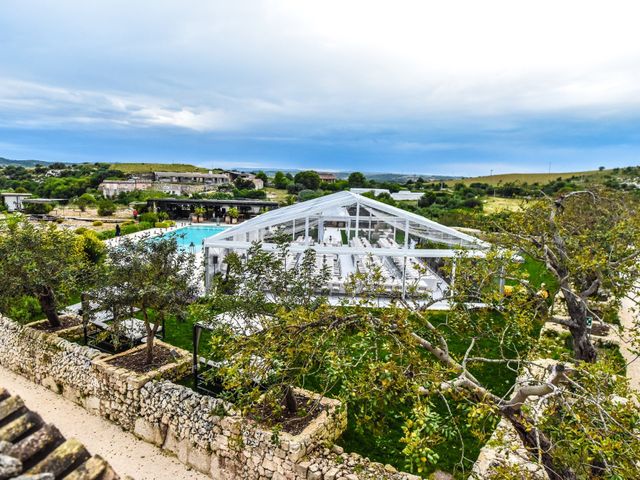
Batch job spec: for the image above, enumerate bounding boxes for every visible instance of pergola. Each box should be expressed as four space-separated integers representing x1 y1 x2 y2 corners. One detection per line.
203 191 490 299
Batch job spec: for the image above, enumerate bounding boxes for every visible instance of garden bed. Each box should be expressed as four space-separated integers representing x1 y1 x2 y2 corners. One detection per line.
105 343 185 374
251 392 327 436
27 315 82 333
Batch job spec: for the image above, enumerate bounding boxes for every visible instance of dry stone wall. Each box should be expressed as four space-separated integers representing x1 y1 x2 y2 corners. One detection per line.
0 315 419 480
0 316 101 401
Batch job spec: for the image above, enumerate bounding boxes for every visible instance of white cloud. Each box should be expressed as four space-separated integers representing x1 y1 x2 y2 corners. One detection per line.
1 0 640 131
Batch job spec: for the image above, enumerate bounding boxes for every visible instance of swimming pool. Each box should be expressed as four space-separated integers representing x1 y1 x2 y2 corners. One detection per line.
157 225 227 252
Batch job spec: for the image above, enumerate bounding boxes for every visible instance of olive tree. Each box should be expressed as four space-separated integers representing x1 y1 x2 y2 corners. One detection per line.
197 237 640 479
74 193 96 212
193 240 330 417
95 235 198 364
0 216 101 328
490 189 640 362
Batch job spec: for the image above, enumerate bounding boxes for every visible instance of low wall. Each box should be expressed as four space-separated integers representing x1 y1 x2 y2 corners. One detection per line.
470 360 556 480
0 316 102 401
0 315 419 480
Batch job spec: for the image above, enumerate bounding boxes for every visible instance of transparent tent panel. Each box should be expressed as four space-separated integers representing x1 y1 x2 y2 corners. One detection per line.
203 191 489 302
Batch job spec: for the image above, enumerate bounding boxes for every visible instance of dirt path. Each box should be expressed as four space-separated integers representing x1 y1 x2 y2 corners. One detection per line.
0 365 210 480
618 294 640 392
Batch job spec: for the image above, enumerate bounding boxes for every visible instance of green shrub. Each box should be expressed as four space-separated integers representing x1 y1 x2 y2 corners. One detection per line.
97 221 155 240
121 220 134 227
154 221 174 228
97 199 116 216
4 296 42 324
76 229 106 263
92 220 103 226
139 212 159 223
75 227 88 234
74 193 96 212
23 203 54 214
55 218 64 224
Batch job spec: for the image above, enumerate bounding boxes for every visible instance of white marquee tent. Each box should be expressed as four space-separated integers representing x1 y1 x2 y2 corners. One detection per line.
203 191 490 299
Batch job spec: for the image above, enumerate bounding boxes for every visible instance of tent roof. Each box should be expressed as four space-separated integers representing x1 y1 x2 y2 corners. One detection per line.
205 191 488 249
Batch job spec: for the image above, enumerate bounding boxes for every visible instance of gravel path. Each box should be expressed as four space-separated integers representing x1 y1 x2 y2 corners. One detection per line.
619 294 640 392
0 365 210 480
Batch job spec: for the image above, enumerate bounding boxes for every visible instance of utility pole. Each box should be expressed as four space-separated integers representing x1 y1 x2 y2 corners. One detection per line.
490 169 495 197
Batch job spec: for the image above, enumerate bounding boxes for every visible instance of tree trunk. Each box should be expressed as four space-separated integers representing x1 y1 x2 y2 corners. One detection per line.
283 385 298 414
563 291 598 362
38 288 61 328
502 408 576 480
146 336 154 365
80 293 90 328
569 325 597 363
143 309 154 365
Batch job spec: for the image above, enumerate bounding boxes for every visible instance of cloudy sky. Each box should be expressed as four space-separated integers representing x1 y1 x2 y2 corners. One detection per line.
1 1 639 175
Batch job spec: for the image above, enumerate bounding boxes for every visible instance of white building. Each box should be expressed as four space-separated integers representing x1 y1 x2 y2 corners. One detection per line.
203 191 489 301
1 192 32 212
350 188 425 201
99 179 153 198
390 190 424 201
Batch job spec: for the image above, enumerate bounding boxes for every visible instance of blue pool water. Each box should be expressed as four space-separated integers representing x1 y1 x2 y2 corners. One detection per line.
157 226 227 252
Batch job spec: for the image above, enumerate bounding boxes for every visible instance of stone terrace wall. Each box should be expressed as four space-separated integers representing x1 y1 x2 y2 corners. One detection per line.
136 380 348 479
0 315 420 480
0 316 102 402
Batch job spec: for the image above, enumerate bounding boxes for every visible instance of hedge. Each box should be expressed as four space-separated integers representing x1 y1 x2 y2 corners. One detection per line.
97 221 155 240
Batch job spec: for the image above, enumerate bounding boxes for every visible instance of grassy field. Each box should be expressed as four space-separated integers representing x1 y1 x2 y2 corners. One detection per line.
110 163 209 174
443 169 612 186
264 187 289 203
482 196 525 213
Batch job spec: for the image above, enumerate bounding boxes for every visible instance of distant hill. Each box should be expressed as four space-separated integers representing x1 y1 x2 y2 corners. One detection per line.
238 167 458 183
109 163 209 174
442 168 619 186
359 172 458 183
0 157 54 167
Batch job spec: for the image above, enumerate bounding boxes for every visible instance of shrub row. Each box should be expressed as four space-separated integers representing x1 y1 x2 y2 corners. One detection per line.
97 221 155 240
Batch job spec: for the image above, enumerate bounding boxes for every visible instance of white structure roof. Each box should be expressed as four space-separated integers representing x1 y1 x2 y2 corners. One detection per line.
205 191 487 251
391 190 424 201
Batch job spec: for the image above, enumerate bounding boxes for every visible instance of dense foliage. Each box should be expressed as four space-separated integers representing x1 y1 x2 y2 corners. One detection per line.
192 199 640 478
489 189 640 362
0 216 104 327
